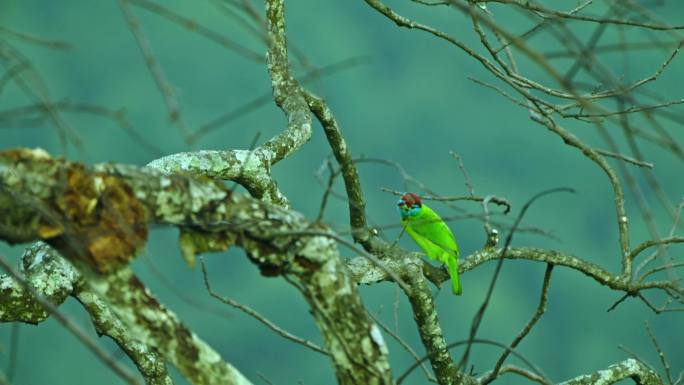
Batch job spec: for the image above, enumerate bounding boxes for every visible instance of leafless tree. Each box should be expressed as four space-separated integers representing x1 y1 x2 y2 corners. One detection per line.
1 1 683 385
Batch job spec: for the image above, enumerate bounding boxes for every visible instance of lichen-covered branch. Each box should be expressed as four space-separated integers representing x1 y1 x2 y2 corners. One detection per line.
261 7 454 380
263 0 312 166
0 243 78 324
0 148 393 385
0 242 253 385
0 243 176 385
347 246 682 301
401 261 476 385
147 149 289 207
302 48 469 385
145 0 316 209
557 359 663 385
75 287 174 385
298 101 473 381
304 92 370 243
87 267 253 385
298 35 475 385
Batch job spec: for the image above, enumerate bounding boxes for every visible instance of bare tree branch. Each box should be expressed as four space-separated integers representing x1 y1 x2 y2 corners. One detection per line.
199 258 328 356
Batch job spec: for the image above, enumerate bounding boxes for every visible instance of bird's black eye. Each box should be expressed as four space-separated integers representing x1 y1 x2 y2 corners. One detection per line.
397 200 406 206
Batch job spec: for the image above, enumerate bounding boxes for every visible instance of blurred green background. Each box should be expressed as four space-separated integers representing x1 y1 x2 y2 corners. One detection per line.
1 1 683 384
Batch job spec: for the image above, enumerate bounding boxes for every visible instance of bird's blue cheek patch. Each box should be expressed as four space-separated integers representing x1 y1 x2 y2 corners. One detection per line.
408 206 421 217
399 206 420 219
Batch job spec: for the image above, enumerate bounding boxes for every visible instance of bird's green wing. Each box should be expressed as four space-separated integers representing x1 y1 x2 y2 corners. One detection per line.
407 205 459 258
404 225 447 261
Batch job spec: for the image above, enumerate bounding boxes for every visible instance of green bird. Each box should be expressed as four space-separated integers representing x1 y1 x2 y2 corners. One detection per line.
397 192 462 295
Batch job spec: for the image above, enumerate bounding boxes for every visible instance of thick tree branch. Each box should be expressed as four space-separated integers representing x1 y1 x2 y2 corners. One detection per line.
0 245 142 385
147 149 289 207
0 242 244 385
75 288 174 385
0 148 393 385
87 267 253 385
0 243 78 324
145 0 319 209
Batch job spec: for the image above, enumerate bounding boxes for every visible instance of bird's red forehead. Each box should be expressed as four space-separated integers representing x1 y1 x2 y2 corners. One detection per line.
401 193 422 207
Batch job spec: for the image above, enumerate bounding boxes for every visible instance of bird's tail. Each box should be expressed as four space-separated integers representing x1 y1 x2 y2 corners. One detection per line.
447 255 462 295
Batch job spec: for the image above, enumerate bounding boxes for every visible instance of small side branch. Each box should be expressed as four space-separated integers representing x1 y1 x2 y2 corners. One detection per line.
200 259 328 356
75 288 174 385
596 149 654 169
482 264 554 384
117 0 191 140
645 322 674 385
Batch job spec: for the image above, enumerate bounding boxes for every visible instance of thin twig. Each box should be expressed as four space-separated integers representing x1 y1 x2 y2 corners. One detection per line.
628 237 684 264
606 293 630 312
256 372 276 385
381 187 511 214
141 254 237 319
595 149 654 168
128 0 264 62
0 26 72 50
0 101 164 156
483 263 554 384
640 262 684 282
488 0 684 31
190 56 368 144
645 321 674 385
369 313 437 383
397 338 549 385
315 159 339 224
265 229 412 294
494 365 550 385
458 188 574 371
199 258 328 356
635 199 684 276
451 152 475 197
117 0 192 141
229 131 261 192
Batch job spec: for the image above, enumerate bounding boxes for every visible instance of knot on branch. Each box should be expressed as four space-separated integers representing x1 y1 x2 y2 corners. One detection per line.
1 148 148 273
